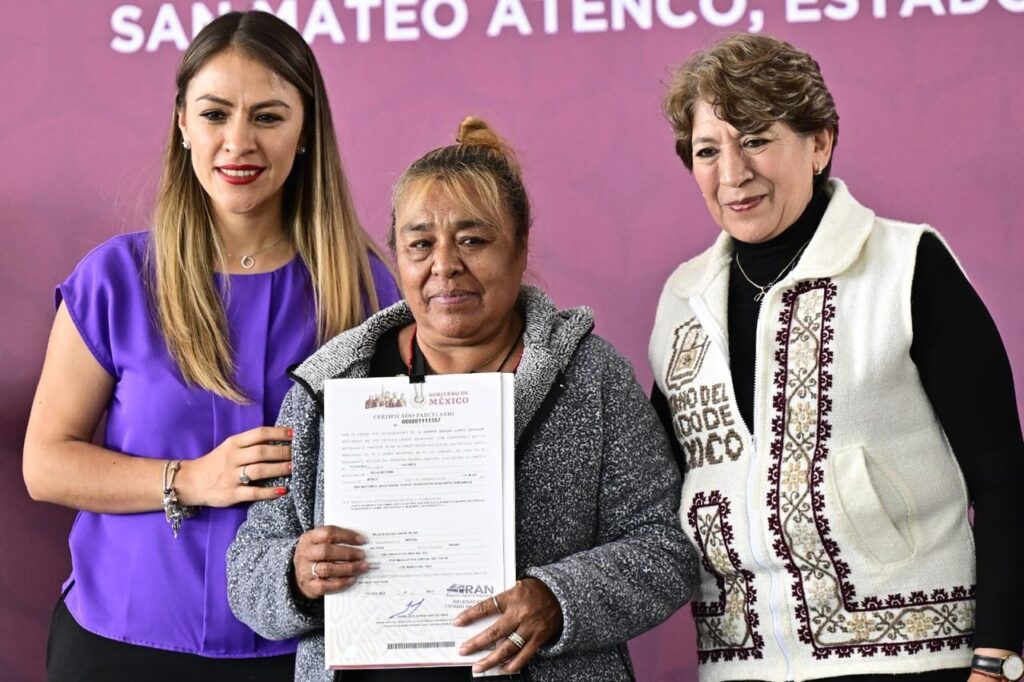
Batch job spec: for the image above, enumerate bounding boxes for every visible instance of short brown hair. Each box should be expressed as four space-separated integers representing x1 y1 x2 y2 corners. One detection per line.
664 34 839 177
389 116 531 252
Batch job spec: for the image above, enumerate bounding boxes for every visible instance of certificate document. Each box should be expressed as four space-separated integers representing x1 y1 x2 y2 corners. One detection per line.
323 372 516 670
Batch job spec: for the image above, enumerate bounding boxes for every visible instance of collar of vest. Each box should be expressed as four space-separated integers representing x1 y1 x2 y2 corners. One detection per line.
668 178 875 300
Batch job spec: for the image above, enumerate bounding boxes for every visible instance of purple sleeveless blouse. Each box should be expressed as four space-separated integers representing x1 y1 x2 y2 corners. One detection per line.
56 232 399 657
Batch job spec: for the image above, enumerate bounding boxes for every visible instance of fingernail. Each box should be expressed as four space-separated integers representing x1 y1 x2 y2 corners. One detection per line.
276 487 287 496
355 533 366 544
287 462 293 471
286 428 294 438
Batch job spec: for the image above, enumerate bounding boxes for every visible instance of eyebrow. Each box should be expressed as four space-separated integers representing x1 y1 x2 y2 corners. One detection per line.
195 95 292 110
399 219 491 233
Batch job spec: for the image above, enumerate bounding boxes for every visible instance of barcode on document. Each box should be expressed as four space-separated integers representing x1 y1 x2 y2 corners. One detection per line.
386 641 456 650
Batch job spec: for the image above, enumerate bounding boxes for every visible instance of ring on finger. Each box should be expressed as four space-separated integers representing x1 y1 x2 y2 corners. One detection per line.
491 595 502 614
311 561 321 580
239 465 251 486
507 631 526 649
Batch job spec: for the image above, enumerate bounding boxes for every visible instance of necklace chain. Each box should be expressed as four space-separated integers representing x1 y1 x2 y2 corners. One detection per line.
410 323 523 375
733 241 810 302
225 234 288 270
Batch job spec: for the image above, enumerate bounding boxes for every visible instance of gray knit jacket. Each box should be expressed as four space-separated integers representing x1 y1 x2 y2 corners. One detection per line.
227 286 698 681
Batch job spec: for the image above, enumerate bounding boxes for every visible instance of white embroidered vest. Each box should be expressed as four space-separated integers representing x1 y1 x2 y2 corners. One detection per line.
649 180 975 681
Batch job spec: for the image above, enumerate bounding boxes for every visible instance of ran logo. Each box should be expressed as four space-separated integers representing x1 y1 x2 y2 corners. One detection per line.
446 583 495 595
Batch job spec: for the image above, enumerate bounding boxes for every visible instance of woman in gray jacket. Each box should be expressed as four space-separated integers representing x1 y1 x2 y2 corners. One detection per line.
227 117 698 682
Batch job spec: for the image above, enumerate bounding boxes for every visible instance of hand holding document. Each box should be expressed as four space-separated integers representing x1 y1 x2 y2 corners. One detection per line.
453 575 564 674
291 525 369 601
323 372 516 672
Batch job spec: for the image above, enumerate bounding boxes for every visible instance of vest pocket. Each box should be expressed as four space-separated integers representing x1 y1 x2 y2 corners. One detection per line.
828 445 915 565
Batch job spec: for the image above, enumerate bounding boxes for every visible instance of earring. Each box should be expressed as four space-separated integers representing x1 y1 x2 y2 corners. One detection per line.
813 164 822 176
182 140 191 150
297 145 307 155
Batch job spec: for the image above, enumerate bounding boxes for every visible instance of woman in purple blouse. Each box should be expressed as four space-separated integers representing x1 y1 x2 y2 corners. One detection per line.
22 11 399 682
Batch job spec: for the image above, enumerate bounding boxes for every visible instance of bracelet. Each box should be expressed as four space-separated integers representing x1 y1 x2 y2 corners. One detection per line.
161 459 197 538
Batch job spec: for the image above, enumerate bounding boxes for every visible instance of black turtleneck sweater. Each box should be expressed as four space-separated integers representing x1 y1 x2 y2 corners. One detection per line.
728 189 829 433
651 187 1024 656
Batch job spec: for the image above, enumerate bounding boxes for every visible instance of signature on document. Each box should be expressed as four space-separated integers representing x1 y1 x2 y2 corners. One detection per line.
389 598 425 618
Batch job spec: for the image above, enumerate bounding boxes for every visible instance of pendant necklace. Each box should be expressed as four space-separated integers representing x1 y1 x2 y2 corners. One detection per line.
226 234 288 270
734 240 810 302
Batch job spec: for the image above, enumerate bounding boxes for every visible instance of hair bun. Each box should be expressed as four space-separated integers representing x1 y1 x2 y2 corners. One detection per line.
456 116 503 149
455 115 521 174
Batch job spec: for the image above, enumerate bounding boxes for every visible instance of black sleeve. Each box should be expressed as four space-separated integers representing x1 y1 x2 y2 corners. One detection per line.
650 383 687 479
910 232 1024 652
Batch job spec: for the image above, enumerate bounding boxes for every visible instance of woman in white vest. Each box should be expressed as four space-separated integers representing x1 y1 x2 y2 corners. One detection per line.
648 34 1023 682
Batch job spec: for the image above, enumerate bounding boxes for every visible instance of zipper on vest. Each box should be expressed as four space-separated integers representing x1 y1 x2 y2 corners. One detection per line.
744 426 794 681
753 284 795 682
690 294 794 681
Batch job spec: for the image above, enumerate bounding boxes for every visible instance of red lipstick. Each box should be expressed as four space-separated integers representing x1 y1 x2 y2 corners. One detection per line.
216 164 265 185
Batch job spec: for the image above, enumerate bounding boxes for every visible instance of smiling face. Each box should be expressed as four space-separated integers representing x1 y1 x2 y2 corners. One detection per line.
394 180 526 346
177 48 305 229
690 99 833 244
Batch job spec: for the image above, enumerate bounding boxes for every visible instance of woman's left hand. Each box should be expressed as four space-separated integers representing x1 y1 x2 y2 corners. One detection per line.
454 577 563 674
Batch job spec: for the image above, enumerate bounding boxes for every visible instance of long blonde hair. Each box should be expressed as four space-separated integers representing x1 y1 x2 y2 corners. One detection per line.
151 11 387 402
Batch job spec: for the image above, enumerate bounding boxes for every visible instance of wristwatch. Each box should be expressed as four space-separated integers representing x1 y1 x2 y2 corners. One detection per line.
972 653 1024 681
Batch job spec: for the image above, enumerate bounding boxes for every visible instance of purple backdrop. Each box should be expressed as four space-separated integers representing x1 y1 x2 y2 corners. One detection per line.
3 2 1023 680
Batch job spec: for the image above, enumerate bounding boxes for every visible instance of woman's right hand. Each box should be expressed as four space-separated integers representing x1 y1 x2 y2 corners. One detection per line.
292 526 369 600
176 426 293 507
